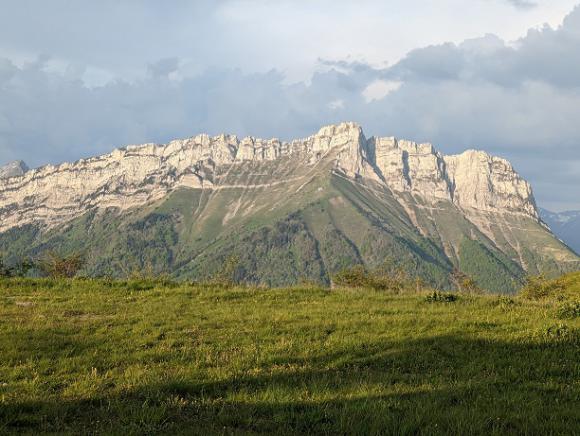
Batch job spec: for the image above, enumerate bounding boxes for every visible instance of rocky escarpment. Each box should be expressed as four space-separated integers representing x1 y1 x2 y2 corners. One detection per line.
0 122 538 232
369 135 537 217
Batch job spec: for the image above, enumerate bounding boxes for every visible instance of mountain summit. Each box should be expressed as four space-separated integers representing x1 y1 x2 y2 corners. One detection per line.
0 123 577 291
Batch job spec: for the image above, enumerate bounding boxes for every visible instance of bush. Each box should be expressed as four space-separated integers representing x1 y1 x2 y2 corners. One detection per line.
0 255 34 278
210 255 241 287
425 291 458 303
37 251 85 279
536 324 579 343
557 301 580 319
520 274 564 300
332 263 414 293
332 265 369 288
450 269 483 294
491 296 518 311
0 257 12 278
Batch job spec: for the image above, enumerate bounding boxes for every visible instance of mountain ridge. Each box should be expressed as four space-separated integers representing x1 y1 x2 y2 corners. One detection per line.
0 122 577 291
0 122 538 232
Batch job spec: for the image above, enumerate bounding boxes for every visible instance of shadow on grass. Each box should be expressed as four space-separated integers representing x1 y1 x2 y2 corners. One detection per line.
1 334 579 435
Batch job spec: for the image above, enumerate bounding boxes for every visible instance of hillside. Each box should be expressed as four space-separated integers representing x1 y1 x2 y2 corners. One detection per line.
0 123 578 292
540 209 580 255
0 278 579 434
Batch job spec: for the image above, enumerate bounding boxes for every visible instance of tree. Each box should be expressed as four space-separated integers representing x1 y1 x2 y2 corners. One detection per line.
0 254 34 278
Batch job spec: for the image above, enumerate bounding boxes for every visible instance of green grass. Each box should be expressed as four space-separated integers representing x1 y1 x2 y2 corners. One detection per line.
0 277 579 435
557 272 580 298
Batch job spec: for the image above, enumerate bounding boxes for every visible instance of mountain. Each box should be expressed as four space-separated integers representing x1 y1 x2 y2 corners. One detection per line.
540 209 580 255
0 160 28 179
0 122 578 292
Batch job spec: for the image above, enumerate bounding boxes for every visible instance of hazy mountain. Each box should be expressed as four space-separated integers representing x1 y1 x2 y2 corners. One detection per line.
0 123 577 292
540 209 580 255
0 160 28 179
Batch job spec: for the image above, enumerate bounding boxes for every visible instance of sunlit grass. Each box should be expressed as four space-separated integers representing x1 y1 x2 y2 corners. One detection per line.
0 278 579 434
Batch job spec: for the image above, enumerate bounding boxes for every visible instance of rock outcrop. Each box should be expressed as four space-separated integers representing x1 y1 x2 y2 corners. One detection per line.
0 122 538 232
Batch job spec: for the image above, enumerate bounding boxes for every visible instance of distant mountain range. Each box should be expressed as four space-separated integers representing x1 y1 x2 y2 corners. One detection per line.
540 209 580 255
0 160 27 179
0 122 578 292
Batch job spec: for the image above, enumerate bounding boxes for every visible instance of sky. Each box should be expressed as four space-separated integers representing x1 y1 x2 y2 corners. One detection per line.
0 0 579 211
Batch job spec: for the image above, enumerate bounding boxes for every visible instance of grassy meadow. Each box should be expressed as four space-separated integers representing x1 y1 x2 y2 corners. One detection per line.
0 275 579 435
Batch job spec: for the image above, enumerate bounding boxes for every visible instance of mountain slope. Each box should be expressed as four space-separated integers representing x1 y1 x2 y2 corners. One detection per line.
0 123 577 292
540 209 580 255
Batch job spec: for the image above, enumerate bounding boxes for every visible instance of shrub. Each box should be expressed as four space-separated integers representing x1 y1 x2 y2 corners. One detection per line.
332 264 414 293
122 261 175 287
491 296 518 311
425 291 458 303
373 262 415 293
557 301 580 319
210 255 241 287
520 274 564 300
332 265 369 288
450 269 483 294
536 324 579 343
0 255 34 278
0 257 10 278
37 251 85 279
109 258 175 291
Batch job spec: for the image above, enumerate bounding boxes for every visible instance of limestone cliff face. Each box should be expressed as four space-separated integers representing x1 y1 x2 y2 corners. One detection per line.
443 151 537 216
370 137 450 200
0 122 538 232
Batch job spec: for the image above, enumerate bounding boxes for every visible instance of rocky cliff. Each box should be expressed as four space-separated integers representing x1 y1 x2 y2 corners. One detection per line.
0 122 538 233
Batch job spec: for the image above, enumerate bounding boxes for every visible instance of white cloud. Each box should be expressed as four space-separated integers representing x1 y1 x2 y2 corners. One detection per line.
504 0 537 10
362 80 403 102
328 99 345 110
0 1 577 84
0 2 580 209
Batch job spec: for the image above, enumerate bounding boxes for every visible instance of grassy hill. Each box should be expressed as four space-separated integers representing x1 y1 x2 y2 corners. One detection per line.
1 276 579 434
556 271 580 297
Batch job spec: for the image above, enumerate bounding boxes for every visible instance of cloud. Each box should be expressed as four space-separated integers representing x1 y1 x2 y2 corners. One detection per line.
147 58 181 79
362 80 403 102
505 0 537 10
328 99 345 110
385 6 580 89
1 6 580 210
1 0 576 85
